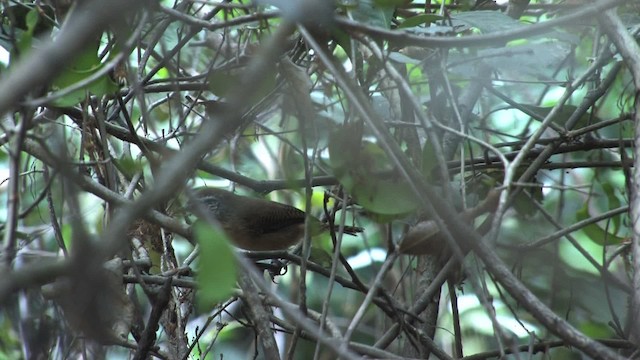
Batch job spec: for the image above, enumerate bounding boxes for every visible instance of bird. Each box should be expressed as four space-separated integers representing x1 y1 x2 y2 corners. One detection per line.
189 187 362 251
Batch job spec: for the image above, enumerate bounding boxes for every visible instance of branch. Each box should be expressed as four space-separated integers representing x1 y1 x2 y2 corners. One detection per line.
0 0 145 115
336 0 625 49
598 9 640 349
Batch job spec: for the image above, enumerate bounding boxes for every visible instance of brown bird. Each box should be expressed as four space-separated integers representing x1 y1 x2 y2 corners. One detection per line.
190 187 362 251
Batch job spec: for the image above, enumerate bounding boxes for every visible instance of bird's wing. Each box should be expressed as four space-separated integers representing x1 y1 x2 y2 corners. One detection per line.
243 201 306 235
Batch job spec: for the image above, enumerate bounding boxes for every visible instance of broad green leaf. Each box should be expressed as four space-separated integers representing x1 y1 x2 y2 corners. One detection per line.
579 321 614 339
61 223 73 251
117 156 147 175
601 182 622 234
2 4 55 33
452 10 524 34
483 170 542 217
421 140 437 179
24 8 40 31
5 5 55 62
194 222 237 306
208 66 276 107
512 184 543 217
332 28 352 56
448 41 573 81
208 71 238 97
398 14 444 29
576 205 625 245
50 41 120 106
374 0 405 6
11 8 37 62
328 122 362 175
329 126 419 218
388 52 421 65
349 0 394 29
309 246 333 267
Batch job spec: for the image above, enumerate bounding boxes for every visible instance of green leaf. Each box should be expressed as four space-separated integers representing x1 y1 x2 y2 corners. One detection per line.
512 184 543 217
61 223 73 251
329 126 419 218
579 321 614 339
421 141 437 179
328 122 363 176
374 0 405 6
5 5 55 62
349 0 395 29
601 182 621 234
449 41 573 81
2 4 55 33
194 222 238 306
11 9 37 61
576 205 625 245
332 28 352 56
24 8 40 31
398 14 444 29
208 71 238 97
208 67 276 107
50 41 120 106
388 52 421 65
353 179 418 216
117 155 146 175
309 246 333 267
484 170 542 217
452 10 524 34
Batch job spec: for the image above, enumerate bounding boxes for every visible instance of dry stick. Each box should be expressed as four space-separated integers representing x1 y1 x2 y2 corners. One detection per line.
26 13 146 108
303 25 504 358
476 55 627 356
248 250 421 324
4 15 296 360
528 197 632 322
270 310 406 359
499 57 623 237
312 193 347 360
483 53 627 360
236 256 362 360
136 1 226 88
475 238 626 360
341 252 399 350
359 21 510 321
60 111 340 192
307 26 454 357
354 31 513 358
448 280 464 358
238 272 281 360
303 18 627 360
23 138 191 240
411 257 444 357
138 1 264 87
43 167 68 257
360 28 500 356
490 29 623 247
526 204 631 294
182 297 238 360
373 258 458 351
335 0 625 49
123 274 196 288
598 10 640 349
133 278 173 360
0 0 145 115
1 112 29 269
516 206 629 250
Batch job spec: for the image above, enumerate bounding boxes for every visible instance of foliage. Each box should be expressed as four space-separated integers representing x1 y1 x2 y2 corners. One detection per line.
0 0 638 359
